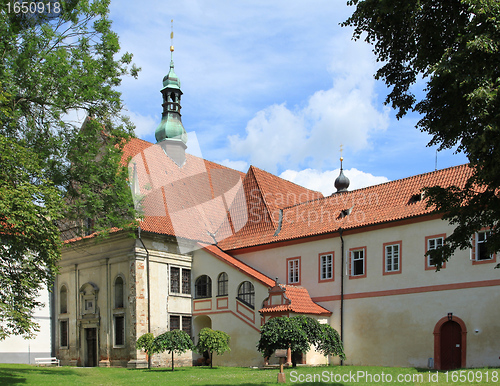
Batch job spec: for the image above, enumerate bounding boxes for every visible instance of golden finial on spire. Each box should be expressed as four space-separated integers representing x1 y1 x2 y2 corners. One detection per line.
170 19 174 52
340 144 344 162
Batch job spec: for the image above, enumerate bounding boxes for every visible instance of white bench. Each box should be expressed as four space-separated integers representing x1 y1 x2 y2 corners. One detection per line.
35 357 60 366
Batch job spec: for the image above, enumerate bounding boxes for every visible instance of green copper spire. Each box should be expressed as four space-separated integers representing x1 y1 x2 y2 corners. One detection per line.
155 25 187 146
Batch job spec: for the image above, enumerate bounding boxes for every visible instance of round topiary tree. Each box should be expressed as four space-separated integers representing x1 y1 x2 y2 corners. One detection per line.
136 333 155 369
154 330 194 371
257 316 344 366
195 328 230 368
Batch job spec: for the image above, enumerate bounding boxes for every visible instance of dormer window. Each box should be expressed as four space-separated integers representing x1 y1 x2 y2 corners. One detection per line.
409 193 423 204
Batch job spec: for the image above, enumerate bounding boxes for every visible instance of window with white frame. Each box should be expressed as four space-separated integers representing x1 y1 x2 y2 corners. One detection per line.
170 266 191 295
385 243 400 273
427 236 443 267
320 253 333 280
351 249 365 277
287 258 300 284
476 230 493 261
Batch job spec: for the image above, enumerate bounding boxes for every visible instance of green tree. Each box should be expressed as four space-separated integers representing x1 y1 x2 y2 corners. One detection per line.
0 0 140 336
0 135 63 339
316 324 345 359
136 333 155 369
257 316 309 367
195 328 231 368
257 316 344 367
154 330 194 371
343 0 500 268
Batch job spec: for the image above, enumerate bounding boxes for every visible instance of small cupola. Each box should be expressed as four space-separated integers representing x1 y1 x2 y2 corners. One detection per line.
334 157 350 193
154 24 188 167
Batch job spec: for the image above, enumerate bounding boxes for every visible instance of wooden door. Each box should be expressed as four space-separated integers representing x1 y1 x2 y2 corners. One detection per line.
440 321 461 370
86 328 97 367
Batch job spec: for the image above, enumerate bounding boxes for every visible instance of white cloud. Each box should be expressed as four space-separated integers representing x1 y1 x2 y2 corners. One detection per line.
124 109 158 140
280 168 389 196
216 159 249 173
227 32 389 173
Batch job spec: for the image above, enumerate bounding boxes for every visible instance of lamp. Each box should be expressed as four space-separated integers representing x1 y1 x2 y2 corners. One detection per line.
447 312 453 321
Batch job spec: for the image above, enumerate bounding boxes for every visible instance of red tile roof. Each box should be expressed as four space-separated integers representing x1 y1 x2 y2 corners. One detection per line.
259 284 332 316
200 243 275 287
121 138 473 252
219 163 474 251
123 138 246 242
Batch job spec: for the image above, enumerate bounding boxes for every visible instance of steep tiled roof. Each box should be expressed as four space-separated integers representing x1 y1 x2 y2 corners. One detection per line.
121 139 473 252
122 138 246 242
259 284 332 316
219 163 474 251
200 243 275 287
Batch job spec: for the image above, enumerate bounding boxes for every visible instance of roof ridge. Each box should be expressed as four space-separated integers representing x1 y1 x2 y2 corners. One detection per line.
281 163 470 211
250 165 323 196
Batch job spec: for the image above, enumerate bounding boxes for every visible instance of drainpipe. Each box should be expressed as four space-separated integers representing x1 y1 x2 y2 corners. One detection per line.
137 227 151 368
339 227 344 366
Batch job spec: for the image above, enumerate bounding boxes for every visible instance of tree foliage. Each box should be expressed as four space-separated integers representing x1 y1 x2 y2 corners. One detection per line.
154 329 194 371
0 0 140 336
0 135 63 339
195 328 231 368
257 316 344 367
343 0 500 267
136 332 155 369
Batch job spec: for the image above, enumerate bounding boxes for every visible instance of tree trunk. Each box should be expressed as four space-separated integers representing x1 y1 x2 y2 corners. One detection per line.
172 351 174 371
210 352 213 368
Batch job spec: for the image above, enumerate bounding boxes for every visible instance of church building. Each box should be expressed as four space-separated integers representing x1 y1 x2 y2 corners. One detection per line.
54 45 500 370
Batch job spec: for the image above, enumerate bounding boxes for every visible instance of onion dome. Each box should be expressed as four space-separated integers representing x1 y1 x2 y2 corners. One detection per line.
334 157 350 193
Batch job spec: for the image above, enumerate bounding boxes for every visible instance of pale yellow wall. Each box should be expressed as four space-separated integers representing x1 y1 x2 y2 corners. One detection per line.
191 248 270 367
232 217 500 368
56 233 194 368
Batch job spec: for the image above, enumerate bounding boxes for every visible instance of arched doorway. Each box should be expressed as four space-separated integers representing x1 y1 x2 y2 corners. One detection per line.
433 315 467 370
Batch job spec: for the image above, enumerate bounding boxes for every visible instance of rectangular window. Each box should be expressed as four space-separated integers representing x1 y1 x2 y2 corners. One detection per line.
384 241 402 274
60 320 68 348
287 257 300 284
170 315 180 331
476 231 492 261
182 269 191 294
319 253 334 281
349 247 366 278
182 316 192 338
171 267 191 294
114 315 125 346
170 267 180 293
425 235 445 270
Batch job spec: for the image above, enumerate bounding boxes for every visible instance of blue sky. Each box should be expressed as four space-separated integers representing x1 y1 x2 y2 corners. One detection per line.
108 0 467 196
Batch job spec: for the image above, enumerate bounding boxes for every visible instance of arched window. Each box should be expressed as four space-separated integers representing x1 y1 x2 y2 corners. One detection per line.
195 275 212 299
115 276 124 308
217 272 228 296
60 286 67 314
237 281 255 308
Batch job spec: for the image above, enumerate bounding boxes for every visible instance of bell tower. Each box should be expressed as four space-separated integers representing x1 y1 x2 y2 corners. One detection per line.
155 20 188 166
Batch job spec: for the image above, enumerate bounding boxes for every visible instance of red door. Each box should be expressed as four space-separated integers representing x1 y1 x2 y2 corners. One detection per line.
440 321 461 370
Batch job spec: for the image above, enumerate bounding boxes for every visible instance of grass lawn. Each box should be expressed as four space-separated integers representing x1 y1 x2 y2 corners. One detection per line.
0 364 498 385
